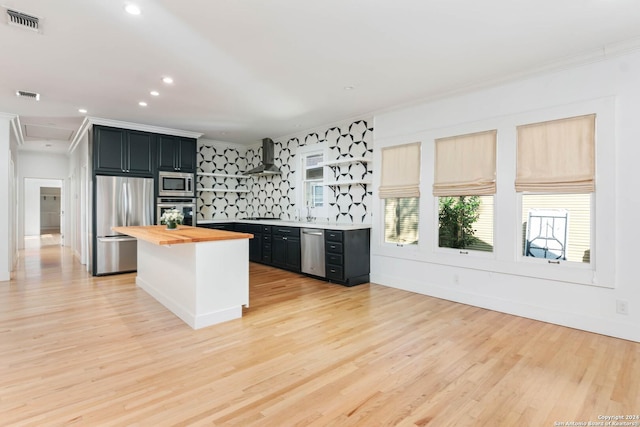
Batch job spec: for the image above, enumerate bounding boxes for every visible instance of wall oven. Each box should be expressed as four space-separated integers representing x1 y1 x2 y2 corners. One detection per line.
157 198 196 226
158 171 194 197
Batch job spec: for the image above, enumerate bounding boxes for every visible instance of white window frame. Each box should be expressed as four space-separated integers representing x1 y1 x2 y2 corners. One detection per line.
371 97 615 288
517 193 594 270
383 196 420 247
434 194 496 259
509 98 614 288
296 144 328 220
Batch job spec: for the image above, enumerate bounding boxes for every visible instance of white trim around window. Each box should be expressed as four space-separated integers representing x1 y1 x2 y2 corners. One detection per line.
295 143 329 221
371 96 615 288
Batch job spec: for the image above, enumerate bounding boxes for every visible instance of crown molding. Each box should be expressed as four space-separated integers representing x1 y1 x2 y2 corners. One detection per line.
86 117 204 139
373 37 640 118
7 115 24 146
68 116 91 154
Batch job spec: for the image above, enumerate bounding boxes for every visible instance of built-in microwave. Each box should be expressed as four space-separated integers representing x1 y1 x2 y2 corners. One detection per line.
158 171 194 197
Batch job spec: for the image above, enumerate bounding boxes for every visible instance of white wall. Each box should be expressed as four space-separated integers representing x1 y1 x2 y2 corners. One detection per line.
17 151 69 248
0 116 11 281
68 130 90 266
372 51 640 342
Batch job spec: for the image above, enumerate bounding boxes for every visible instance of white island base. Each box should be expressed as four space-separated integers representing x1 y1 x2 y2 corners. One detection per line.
135 238 249 329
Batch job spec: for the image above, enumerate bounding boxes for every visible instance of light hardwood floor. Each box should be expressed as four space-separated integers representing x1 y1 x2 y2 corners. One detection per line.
1 242 639 426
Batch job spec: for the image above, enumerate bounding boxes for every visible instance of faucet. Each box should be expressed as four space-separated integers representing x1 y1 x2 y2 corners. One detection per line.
306 206 315 223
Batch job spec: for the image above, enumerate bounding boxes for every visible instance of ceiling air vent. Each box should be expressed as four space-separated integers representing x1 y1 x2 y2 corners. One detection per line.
6 9 40 32
16 90 40 101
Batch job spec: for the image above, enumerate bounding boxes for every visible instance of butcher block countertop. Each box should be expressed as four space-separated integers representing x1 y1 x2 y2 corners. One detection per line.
112 225 253 246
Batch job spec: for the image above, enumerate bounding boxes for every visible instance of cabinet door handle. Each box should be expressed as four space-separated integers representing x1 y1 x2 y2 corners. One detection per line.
283 237 288 240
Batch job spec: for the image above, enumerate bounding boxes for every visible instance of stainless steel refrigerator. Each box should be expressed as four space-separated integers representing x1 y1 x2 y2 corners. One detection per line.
94 175 154 275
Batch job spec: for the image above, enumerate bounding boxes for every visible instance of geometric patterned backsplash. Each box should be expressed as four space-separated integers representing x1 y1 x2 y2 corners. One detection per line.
196 118 373 224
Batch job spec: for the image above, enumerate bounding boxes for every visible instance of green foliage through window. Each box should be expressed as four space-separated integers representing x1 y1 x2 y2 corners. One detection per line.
438 196 483 250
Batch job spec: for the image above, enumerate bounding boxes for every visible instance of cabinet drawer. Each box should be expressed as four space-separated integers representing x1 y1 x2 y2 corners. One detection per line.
263 242 272 252
263 234 272 242
326 265 344 281
262 225 272 233
199 223 233 231
325 241 343 254
326 253 343 266
262 252 272 263
273 226 300 237
235 223 261 234
325 230 343 242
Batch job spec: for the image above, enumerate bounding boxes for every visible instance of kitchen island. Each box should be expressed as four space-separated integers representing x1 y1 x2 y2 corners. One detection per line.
113 225 253 329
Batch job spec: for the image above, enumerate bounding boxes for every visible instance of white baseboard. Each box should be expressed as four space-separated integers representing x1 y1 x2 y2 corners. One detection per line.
371 272 640 343
136 276 242 330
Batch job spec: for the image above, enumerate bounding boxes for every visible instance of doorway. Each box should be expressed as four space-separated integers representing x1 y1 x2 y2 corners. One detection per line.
24 178 64 248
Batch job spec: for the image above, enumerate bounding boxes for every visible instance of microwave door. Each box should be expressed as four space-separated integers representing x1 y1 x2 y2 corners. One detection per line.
163 176 185 191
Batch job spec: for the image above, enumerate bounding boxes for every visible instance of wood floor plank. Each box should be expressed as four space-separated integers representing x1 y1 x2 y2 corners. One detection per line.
1 241 639 426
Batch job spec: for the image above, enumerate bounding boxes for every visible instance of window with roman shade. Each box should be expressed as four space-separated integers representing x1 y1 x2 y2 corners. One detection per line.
434 130 496 252
515 114 595 193
516 114 595 264
380 142 421 245
379 142 421 199
433 130 497 197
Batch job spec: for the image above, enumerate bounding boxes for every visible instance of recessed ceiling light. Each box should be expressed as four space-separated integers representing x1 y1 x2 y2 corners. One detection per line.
78 108 87 114
125 4 141 15
162 76 174 84
343 86 355 90
150 90 159 96
45 143 52 148
138 101 148 107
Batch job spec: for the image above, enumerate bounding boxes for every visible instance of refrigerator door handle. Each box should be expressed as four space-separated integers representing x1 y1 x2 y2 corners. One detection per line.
123 181 129 226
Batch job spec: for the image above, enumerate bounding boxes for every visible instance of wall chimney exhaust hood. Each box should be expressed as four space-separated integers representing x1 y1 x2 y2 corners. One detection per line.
244 138 281 175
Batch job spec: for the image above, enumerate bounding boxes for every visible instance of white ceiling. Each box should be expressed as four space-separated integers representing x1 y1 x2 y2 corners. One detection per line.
3 0 640 153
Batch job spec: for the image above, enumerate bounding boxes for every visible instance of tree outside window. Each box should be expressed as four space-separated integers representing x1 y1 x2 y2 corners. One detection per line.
438 195 493 252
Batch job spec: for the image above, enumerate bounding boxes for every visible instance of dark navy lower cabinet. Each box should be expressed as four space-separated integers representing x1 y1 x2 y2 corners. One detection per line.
235 223 262 263
198 223 370 286
272 226 301 273
199 223 234 231
325 229 370 286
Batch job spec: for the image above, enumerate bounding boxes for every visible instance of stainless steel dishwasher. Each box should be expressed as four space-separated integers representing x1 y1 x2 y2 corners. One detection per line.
301 228 325 277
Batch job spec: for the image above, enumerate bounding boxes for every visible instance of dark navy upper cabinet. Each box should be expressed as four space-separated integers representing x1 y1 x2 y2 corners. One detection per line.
158 135 197 173
127 130 156 175
93 125 155 177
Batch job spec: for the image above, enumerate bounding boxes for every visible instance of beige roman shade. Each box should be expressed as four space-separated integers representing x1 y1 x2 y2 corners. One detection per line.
516 114 595 193
433 130 497 197
379 142 421 198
